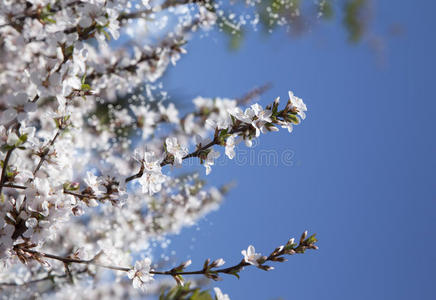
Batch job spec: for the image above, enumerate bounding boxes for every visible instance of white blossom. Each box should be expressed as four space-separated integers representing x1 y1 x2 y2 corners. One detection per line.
138 171 166 195
225 135 238 159
288 91 307 120
241 245 262 267
128 258 154 291
166 137 188 166
204 149 220 175
214 287 231 300
0 1 310 295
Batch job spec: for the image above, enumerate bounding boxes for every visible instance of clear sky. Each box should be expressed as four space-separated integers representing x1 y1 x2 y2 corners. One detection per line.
161 1 436 299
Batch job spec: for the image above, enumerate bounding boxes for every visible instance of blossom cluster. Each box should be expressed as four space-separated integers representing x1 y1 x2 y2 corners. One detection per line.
0 0 313 299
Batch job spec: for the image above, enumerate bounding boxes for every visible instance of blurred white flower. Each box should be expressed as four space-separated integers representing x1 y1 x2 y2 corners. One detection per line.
204 149 220 175
214 287 230 300
225 135 238 159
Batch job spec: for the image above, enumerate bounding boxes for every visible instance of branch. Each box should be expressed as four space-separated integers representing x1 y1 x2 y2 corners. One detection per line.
9 231 317 286
126 122 249 182
1 94 301 209
236 83 272 105
33 129 62 175
119 0 205 21
87 17 202 82
17 247 130 272
0 269 88 287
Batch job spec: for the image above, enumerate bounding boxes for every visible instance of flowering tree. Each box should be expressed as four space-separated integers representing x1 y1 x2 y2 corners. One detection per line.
0 0 333 299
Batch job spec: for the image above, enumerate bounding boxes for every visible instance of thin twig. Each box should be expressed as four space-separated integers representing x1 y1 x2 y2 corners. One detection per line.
20 248 130 272
236 83 272 105
0 269 88 287
33 129 61 175
12 235 316 283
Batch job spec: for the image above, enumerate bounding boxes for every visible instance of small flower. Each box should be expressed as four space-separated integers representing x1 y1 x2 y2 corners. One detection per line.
228 107 255 123
128 258 154 291
204 149 220 175
241 245 262 267
251 104 272 122
6 132 19 146
288 91 307 120
134 149 166 195
214 287 230 300
166 137 188 166
250 103 272 137
105 9 120 40
159 103 179 123
225 135 238 159
1 93 36 124
278 120 293 133
139 171 166 195
84 171 102 197
133 149 162 172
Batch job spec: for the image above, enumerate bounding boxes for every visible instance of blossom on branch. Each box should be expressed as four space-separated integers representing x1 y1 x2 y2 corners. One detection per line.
0 0 317 298
241 245 262 267
128 258 154 291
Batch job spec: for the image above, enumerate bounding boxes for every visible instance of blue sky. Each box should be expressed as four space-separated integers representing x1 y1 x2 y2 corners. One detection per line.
161 1 435 299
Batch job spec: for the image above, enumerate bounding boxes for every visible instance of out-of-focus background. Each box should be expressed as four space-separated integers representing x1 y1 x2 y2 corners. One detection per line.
158 1 435 299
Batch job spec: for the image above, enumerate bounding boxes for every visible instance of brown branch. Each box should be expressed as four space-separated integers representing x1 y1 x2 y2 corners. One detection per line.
236 83 272 105
19 248 130 272
88 17 201 82
9 232 317 285
1 183 26 189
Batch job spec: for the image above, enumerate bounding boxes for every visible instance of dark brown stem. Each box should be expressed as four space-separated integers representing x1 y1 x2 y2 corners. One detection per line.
0 183 26 189
13 236 316 284
20 248 130 272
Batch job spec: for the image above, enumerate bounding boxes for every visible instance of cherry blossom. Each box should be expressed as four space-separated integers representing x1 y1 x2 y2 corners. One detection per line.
128 258 154 291
204 149 220 175
241 245 262 267
166 137 188 166
214 287 231 300
0 1 317 298
288 91 308 120
225 134 239 159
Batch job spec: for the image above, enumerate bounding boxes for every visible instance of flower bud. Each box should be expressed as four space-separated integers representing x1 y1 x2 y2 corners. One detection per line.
210 258 225 268
300 230 308 243
274 96 280 107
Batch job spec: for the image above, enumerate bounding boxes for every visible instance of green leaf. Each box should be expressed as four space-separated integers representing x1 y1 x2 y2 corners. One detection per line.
64 45 74 58
229 269 240 279
343 0 367 42
287 114 300 124
14 133 28 147
305 234 317 244
319 0 334 19
81 83 91 91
